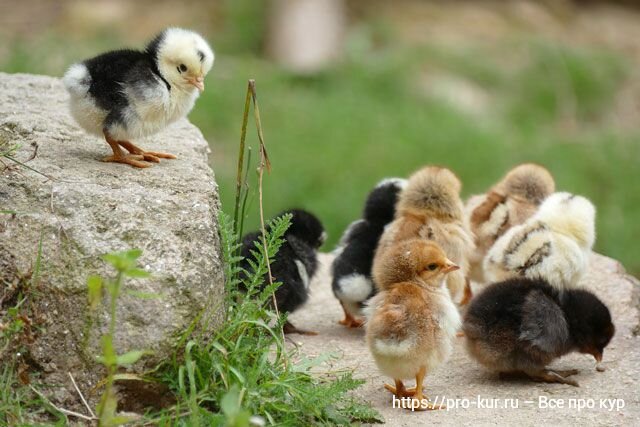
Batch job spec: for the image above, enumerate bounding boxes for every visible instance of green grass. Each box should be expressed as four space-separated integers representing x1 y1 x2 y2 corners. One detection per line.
141 212 381 425
1 27 638 277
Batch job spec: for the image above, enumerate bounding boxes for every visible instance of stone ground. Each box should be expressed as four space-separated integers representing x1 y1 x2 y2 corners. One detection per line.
288 253 640 426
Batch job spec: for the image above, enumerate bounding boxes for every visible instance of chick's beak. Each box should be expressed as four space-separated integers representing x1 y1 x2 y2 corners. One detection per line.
442 259 460 273
187 75 205 92
593 350 603 363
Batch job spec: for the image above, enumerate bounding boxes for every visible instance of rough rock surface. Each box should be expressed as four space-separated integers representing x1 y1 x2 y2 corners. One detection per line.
289 253 640 426
0 72 224 408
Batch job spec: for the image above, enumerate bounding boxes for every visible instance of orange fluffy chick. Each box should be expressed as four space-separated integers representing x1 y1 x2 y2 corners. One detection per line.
465 163 555 283
366 239 460 410
374 166 474 304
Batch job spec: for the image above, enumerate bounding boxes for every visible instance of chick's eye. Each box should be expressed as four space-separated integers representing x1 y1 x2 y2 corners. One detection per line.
178 64 188 73
427 263 438 271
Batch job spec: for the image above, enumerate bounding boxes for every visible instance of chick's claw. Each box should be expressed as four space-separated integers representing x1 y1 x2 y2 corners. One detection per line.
282 321 318 336
102 154 151 169
117 140 176 161
551 368 579 378
384 380 417 398
527 369 580 387
144 151 177 159
338 308 364 328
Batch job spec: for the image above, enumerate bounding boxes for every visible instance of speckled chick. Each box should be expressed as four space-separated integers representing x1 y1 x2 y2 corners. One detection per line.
331 178 407 328
484 192 596 291
464 277 614 386
465 163 555 283
373 166 475 304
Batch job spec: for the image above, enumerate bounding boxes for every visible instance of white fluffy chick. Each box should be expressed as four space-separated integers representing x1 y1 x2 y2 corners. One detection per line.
484 192 596 291
63 28 214 168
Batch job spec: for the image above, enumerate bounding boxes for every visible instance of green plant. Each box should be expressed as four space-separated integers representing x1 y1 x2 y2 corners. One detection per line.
87 249 151 426
148 212 382 426
0 363 67 426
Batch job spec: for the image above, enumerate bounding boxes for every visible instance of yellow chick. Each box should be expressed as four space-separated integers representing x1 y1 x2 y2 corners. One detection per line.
374 166 474 304
366 239 460 410
465 163 555 283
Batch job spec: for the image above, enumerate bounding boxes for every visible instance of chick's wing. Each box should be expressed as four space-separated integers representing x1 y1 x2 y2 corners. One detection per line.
519 289 569 354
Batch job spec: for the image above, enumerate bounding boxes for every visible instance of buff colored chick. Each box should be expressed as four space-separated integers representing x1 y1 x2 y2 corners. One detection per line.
484 192 596 291
465 163 555 283
366 239 460 410
373 166 474 304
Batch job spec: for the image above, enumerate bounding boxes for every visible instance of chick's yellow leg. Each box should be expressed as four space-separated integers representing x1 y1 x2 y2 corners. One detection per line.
338 302 364 328
413 365 446 411
117 140 177 162
103 136 150 168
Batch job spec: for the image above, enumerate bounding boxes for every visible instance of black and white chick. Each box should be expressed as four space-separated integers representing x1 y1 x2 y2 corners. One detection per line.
463 277 614 386
63 28 214 168
240 209 326 335
331 178 407 328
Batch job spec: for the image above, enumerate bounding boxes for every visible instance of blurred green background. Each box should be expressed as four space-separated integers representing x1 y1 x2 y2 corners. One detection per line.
1 0 639 275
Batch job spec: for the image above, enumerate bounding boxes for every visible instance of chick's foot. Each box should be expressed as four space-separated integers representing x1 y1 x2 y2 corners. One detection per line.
384 380 416 398
117 140 176 161
102 154 150 168
526 369 580 387
283 321 318 336
411 366 445 411
338 305 364 328
551 369 579 378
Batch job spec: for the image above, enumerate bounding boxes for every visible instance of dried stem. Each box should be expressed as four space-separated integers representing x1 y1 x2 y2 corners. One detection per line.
247 79 286 351
29 385 97 422
68 372 96 419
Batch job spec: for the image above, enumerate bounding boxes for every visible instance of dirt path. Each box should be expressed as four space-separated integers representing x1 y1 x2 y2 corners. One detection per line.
288 253 640 426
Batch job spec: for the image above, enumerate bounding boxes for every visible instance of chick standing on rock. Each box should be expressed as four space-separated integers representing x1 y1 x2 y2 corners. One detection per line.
465 163 555 283
484 192 596 291
63 28 214 168
366 239 460 410
463 277 614 386
331 178 407 328
240 209 326 335
373 166 475 304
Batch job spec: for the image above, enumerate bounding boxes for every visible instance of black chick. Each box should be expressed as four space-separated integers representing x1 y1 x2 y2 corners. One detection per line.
463 277 615 386
331 178 406 328
240 209 326 335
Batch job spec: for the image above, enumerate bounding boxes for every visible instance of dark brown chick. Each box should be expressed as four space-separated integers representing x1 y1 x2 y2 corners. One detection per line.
463 277 614 387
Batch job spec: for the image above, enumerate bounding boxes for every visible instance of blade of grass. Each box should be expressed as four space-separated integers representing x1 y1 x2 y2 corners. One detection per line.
233 83 253 236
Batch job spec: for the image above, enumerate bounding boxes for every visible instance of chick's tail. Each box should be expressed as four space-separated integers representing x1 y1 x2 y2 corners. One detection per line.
63 63 91 96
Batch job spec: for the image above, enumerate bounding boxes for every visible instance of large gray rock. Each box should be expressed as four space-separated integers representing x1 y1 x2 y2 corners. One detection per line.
0 72 224 409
